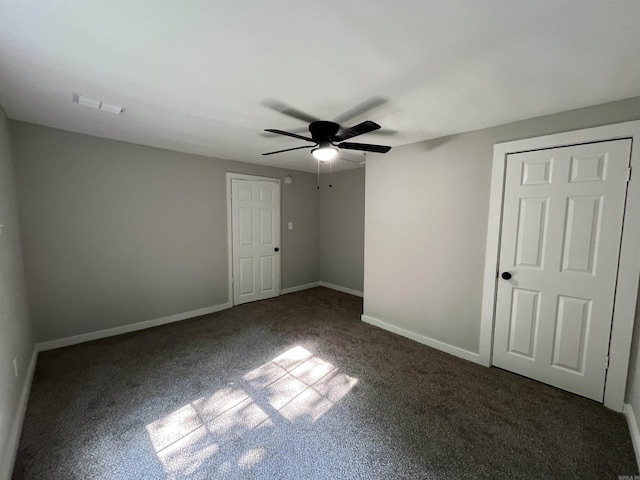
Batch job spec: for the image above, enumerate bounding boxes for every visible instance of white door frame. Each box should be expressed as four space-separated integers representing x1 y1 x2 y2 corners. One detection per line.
479 120 640 412
226 172 281 306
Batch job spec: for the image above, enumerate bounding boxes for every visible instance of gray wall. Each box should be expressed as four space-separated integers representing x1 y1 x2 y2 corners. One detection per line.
0 110 33 478
11 122 319 342
319 168 365 292
364 96 640 354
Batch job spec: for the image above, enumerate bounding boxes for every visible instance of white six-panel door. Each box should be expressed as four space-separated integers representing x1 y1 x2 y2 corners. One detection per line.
231 179 281 305
492 139 632 401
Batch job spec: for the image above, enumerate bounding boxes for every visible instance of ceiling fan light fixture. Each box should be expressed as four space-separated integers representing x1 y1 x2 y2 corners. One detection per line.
311 145 339 162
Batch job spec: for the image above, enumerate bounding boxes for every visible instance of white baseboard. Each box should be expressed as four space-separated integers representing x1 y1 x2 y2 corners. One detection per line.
1 345 38 480
319 281 363 298
624 403 640 472
361 314 480 364
37 302 231 351
281 282 320 295
281 281 364 298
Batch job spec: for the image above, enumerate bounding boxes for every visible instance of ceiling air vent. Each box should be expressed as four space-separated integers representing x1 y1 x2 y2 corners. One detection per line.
72 93 125 115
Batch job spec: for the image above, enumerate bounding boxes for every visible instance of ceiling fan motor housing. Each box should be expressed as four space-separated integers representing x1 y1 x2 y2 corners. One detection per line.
309 121 340 143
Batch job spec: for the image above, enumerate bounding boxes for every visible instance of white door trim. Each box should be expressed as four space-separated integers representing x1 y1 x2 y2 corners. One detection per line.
226 172 281 306
479 120 640 412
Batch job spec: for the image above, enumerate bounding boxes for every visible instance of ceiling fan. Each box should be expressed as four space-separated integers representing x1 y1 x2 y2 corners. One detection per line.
262 120 391 161
261 98 392 161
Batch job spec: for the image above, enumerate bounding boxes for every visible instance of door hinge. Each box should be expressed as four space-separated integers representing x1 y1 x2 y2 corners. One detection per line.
627 167 632 182
605 356 610 370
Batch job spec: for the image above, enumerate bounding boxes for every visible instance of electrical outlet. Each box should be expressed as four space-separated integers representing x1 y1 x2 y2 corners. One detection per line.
288 222 293 230
13 356 19 377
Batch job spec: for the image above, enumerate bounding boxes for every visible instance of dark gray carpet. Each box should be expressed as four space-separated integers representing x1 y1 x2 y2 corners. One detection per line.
13 287 637 479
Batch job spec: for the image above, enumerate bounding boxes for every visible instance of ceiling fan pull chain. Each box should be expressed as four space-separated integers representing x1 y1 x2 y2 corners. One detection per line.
317 158 320 190
329 159 332 188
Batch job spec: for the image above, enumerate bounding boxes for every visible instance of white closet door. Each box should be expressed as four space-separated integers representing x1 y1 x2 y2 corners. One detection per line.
493 139 631 401
231 179 280 305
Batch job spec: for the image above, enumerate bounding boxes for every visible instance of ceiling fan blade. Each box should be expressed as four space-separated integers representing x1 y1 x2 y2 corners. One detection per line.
264 129 314 143
333 121 381 142
333 96 387 124
374 128 397 136
339 142 391 153
262 99 320 124
262 145 314 156
260 126 308 138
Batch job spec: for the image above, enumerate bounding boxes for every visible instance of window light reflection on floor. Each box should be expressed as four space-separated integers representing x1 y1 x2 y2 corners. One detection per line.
145 346 358 476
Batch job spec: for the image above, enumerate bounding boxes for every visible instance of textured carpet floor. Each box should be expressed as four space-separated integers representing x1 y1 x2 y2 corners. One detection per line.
13 287 637 479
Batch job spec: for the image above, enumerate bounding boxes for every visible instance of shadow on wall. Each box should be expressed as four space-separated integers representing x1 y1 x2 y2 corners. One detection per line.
145 346 357 477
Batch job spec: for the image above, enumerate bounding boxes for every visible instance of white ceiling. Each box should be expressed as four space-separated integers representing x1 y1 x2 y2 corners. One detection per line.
1 1 639 173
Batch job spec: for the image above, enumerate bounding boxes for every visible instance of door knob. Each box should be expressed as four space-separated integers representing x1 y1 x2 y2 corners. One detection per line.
274 247 280 252
501 272 512 280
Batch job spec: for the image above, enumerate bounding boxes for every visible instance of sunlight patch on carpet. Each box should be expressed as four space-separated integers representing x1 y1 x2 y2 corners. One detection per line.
146 346 358 475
